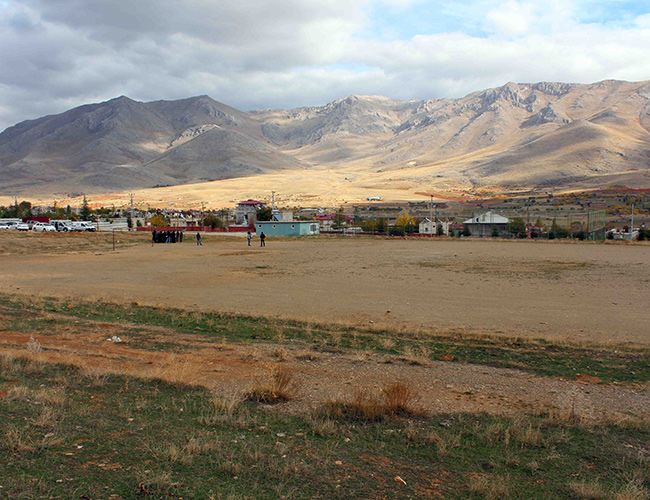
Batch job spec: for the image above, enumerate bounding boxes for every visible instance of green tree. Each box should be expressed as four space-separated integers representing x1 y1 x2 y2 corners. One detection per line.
509 217 526 238
461 226 471 237
437 222 444 236
256 206 272 221
202 214 223 229
80 196 91 221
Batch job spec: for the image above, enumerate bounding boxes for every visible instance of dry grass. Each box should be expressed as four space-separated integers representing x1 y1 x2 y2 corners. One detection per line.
401 344 431 365
469 474 511 500
146 355 207 385
320 381 421 422
424 430 462 457
245 366 299 404
569 481 609 500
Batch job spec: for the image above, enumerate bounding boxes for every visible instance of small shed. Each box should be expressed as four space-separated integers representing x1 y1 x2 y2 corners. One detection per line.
255 221 320 236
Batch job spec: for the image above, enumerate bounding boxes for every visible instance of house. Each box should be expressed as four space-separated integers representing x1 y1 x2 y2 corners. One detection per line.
235 199 265 225
462 212 510 237
419 218 450 236
255 221 320 236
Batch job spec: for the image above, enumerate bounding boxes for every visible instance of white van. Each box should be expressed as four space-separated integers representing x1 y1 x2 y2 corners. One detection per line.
72 221 97 232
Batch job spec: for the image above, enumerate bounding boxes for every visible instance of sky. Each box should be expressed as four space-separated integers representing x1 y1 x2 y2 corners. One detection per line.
1 0 650 131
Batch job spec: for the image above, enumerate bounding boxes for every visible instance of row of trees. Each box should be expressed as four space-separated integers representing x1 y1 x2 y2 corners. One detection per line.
0 197 92 221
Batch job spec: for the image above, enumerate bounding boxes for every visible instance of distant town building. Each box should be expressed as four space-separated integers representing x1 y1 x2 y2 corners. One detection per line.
419 218 450 236
255 221 320 236
462 212 510 237
235 199 265 225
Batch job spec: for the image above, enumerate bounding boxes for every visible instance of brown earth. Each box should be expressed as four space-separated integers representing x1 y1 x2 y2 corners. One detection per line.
0 232 648 346
1 317 648 424
0 232 648 422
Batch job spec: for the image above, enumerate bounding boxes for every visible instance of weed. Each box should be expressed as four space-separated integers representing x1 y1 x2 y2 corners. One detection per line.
382 381 421 414
469 474 511 500
245 366 298 404
27 335 43 354
569 481 609 499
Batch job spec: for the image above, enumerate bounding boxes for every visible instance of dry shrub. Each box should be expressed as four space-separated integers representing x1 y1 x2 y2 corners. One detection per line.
511 422 542 447
321 381 421 422
469 474 510 500
377 337 396 350
425 431 461 457
34 406 58 428
136 469 177 497
295 349 319 361
80 366 109 387
382 382 420 414
148 355 206 386
401 344 431 365
27 335 43 354
4 425 35 453
157 436 217 465
34 386 66 406
569 481 609 500
306 416 338 436
614 483 650 500
7 385 30 402
271 348 288 361
245 366 299 404
199 394 243 425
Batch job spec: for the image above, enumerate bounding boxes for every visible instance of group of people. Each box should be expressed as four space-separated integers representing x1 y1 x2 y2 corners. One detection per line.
152 229 183 244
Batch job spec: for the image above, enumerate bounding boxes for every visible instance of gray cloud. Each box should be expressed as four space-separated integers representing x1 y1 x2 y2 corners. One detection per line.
1 0 649 131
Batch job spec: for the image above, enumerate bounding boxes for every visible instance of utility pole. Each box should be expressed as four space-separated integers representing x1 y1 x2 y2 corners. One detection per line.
271 191 276 211
129 193 134 231
631 203 635 237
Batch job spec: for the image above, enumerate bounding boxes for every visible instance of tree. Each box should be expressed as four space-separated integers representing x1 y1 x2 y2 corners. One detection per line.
202 214 223 229
332 210 346 230
256 206 272 221
80 196 91 221
149 214 168 227
437 222 444 236
396 213 415 233
461 226 471 237
509 217 526 238
491 226 499 238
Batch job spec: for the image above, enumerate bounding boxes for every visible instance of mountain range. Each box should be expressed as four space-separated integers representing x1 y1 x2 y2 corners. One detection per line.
1 79 650 198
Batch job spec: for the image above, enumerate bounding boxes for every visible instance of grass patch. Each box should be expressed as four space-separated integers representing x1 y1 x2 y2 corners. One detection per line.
1 293 648 385
0 355 648 499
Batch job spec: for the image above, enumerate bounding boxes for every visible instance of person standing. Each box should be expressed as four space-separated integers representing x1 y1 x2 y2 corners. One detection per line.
247 231 252 246
196 232 202 246
260 231 266 247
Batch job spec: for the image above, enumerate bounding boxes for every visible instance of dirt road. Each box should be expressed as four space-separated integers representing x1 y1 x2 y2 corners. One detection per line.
1 234 649 346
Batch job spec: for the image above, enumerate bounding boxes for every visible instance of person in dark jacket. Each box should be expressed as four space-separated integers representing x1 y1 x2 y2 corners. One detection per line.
260 232 266 247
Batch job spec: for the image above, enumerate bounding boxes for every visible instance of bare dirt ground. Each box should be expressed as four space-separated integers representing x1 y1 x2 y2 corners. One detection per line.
1 232 648 346
0 232 648 423
1 319 648 424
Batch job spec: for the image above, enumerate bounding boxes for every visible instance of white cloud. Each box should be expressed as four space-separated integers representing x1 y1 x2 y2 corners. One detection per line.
0 0 649 131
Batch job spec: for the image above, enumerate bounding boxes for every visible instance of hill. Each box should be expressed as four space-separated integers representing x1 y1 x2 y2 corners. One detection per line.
1 79 650 199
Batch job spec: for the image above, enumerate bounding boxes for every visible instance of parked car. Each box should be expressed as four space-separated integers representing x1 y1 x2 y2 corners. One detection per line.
4 221 19 230
32 222 57 232
51 220 75 232
16 222 31 231
72 221 96 232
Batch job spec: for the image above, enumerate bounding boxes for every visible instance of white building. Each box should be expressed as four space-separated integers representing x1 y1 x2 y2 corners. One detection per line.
462 212 510 237
419 218 450 236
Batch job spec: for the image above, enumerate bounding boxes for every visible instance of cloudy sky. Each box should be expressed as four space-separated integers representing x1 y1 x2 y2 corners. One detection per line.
1 0 649 131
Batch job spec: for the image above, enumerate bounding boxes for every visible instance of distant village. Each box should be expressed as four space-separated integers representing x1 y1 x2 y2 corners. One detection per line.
1 190 649 241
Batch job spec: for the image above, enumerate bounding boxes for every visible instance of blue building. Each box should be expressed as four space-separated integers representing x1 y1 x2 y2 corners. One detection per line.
255 221 320 236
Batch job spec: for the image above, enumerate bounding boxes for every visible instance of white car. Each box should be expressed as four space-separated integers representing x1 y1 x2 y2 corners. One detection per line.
16 222 31 231
32 222 57 232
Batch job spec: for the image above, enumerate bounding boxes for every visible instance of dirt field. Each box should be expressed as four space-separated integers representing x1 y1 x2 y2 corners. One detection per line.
1 232 648 346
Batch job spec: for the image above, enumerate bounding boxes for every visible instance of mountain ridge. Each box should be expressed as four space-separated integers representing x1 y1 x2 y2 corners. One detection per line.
2 79 650 197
